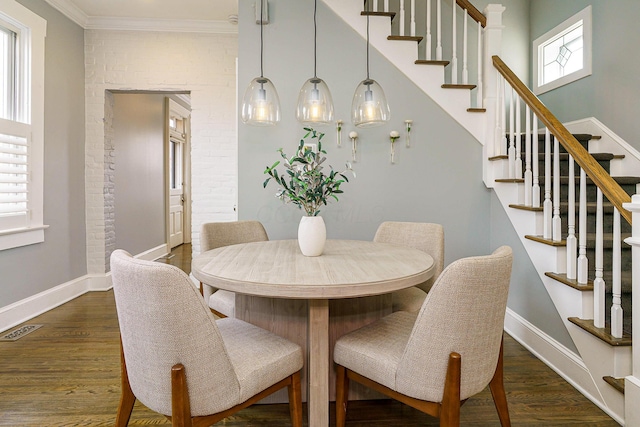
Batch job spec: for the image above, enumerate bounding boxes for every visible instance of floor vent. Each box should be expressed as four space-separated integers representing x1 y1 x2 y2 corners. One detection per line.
0 324 43 342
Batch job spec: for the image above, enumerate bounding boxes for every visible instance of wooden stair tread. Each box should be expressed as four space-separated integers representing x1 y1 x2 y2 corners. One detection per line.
508 201 624 214
442 83 476 90
467 108 486 113
495 178 524 183
415 59 450 66
538 175 640 186
489 152 617 162
568 317 632 346
526 233 632 247
388 35 423 42
603 376 625 394
509 204 543 212
361 11 396 19
545 272 593 291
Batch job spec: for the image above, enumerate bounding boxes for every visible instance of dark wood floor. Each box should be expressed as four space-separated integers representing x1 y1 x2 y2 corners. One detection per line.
0 244 620 426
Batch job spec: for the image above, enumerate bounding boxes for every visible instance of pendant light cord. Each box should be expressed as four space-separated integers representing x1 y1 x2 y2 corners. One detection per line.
313 0 318 78
366 0 370 79
260 0 264 78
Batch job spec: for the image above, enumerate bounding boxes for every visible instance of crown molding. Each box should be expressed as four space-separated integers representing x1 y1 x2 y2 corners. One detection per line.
85 17 238 34
43 0 238 34
44 0 88 27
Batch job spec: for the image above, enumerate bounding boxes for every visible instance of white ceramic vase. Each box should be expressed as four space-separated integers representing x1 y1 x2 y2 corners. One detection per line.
298 215 326 256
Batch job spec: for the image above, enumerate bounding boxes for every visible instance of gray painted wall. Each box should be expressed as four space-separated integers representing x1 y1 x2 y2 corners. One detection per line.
0 1 86 307
531 0 640 147
238 0 492 266
111 93 167 256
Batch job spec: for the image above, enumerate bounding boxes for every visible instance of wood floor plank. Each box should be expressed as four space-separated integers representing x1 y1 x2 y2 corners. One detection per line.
0 244 619 426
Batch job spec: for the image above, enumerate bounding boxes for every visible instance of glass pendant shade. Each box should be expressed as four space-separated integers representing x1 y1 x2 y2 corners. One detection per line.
351 78 390 127
296 77 334 125
241 76 281 126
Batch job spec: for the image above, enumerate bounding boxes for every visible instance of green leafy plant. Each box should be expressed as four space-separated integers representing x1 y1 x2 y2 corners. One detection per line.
264 128 354 216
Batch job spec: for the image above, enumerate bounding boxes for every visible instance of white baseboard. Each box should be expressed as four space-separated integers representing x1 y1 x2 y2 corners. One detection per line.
136 243 170 261
505 308 624 425
0 245 168 334
0 273 111 334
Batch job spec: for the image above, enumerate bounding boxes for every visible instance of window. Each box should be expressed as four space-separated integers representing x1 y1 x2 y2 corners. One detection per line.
0 1 46 251
533 6 592 95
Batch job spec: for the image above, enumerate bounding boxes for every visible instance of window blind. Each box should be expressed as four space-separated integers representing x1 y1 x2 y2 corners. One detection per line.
0 129 28 230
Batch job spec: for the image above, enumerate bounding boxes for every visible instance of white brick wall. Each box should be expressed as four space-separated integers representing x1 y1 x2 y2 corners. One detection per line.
85 30 238 273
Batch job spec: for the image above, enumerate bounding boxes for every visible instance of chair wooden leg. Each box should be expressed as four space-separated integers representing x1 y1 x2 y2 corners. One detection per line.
335 364 349 427
171 363 193 427
287 371 303 427
489 339 511 427
115 341 136 427
199 282 204 296
440 352 461 427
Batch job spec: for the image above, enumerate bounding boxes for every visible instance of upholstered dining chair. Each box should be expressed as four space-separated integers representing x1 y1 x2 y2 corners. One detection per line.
110 249 303 427
373 221 445 312
200 220 269 318
334 246 513 427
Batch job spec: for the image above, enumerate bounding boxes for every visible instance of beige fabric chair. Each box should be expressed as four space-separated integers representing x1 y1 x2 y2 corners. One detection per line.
334 246 513 427
110 249 303 427
200 221 269 318
373 221 445 312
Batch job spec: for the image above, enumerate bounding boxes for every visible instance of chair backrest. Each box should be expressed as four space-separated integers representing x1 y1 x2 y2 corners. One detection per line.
396 246 513 402
373 221 444 293
110 249 241 416
200 220 269 252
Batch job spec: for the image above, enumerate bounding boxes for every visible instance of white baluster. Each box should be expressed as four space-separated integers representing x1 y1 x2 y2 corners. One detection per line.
399 0 405 36
611 208 623 338
524 105 532 206
462 9 468 85
553 135 562 242
500 78 506 155
567 156 577 280
426 0 432 60
494 74 502 157
515 94 522 180
410 0 416 37
543 127 552 239
476 21 483 108
508 86 515 179
373 0 378 13
532 115 540 208
451 0 457 84
593 188 605 328
384 0 389 13
436 0 442 60
577 167 588 284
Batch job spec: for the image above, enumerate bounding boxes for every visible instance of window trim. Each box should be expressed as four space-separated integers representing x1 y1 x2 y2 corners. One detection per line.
0 1 46 251
533 5 592 95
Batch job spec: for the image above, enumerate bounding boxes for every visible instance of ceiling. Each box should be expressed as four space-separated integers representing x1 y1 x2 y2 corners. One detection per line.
44 0 239 32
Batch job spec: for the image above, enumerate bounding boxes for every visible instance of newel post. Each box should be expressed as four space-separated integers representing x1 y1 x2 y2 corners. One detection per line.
481 4 505 186
623 194 640 426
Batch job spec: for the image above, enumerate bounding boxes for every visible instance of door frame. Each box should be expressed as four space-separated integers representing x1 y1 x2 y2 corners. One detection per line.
165 97 192 249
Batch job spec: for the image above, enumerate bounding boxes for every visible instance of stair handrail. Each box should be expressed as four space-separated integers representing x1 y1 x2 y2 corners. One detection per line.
456 0 486 27
492 55 632 225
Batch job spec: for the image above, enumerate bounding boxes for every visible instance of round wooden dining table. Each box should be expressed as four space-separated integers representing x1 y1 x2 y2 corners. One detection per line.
192 239 434 427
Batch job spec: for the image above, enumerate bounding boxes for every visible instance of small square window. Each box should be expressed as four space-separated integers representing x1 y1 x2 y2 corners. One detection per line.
533 6 592 95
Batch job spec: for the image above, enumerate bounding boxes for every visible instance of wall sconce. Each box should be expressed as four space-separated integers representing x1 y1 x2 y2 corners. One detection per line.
336 120 343 147
349 131 359 162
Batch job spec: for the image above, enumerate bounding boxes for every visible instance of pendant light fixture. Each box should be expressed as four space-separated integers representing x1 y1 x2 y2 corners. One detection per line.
296 0 334 125
241 0 281 126
351 0 390 127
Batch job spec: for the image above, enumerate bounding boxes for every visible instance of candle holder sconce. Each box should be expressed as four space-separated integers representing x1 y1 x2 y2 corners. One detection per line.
349 131 359 162
336 120 343 147
405 119 413 148
390 130 400 164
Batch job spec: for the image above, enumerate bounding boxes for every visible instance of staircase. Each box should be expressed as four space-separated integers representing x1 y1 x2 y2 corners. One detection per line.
323 0 640 424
